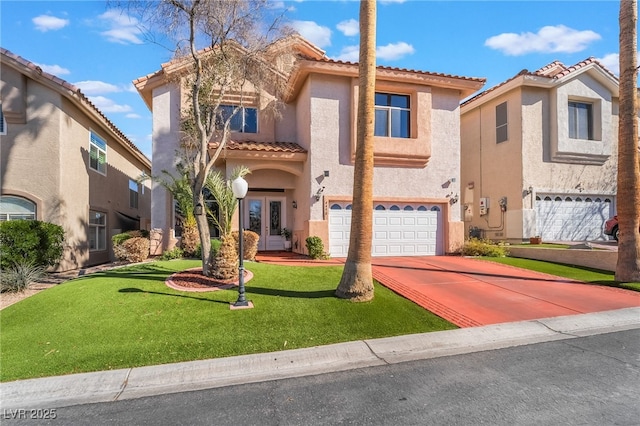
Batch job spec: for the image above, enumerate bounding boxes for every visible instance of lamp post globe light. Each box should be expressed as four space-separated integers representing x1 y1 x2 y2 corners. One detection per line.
231 176 252 309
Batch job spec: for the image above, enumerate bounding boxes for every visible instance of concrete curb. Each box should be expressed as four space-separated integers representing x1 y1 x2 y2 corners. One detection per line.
2 307 639 410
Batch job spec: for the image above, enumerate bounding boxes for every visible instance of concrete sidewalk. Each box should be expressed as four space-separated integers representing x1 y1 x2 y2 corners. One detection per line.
2 308 639 410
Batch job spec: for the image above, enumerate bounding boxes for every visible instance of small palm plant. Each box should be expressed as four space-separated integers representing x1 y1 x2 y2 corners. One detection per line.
205 166 251 280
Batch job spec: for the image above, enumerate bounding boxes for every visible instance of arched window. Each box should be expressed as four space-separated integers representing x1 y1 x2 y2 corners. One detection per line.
375 205 386 210
431 206 441 212
389 205 400 211
330 204 342 210
403 205 414 211
345 204 353 210
575 197 583 202
417 206 427 211
0 196 36 221
585 198 593 202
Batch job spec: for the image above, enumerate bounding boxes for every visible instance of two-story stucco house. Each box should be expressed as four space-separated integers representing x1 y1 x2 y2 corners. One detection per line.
135 37 485 257
1 48 151 271
460 58 620 243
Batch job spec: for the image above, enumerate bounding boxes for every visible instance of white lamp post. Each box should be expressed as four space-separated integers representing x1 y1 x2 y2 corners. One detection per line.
231 176 251 308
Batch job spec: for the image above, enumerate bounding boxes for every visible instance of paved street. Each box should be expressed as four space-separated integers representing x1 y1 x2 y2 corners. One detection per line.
5 329 638 425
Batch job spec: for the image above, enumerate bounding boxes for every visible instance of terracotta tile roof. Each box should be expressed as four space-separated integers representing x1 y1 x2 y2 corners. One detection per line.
462 57 618 108
209 140 307 153
1 47 150 166
300 55 486 84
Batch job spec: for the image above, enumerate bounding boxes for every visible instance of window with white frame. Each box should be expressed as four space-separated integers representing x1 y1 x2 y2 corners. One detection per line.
568 101 594 140
0 196 36 221
374 93 410 138
129 179 139 209
89 131 107 174
496 101 508 143
217 105 258 133
89 210 107 251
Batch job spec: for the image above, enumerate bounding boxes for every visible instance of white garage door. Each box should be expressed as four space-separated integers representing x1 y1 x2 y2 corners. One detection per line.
535 195 614 241
329 203 443 257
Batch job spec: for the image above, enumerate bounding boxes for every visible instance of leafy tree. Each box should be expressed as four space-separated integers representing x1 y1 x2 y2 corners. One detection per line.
335 0 376 301
616 0 640 281
126 0 291 275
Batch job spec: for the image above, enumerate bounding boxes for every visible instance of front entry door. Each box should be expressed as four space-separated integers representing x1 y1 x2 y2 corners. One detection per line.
246 196 286 251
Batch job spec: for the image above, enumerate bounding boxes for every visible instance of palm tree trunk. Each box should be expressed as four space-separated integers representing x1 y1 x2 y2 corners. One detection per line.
616 0 640 282
336 0 376 301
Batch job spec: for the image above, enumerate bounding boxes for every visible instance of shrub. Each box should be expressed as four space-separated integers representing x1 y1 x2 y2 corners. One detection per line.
461 238 509 257
0 261 46 293
160 247 184 261
231 230 260 261
306 236 329 259
112 232 133 246
121 237 150 263
211 235 238 280
194 238 222 260
0 220 65 270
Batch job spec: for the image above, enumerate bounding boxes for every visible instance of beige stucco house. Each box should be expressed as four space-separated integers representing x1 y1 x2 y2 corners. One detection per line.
460 58 620 243
1 48 151 271
135 37 485 257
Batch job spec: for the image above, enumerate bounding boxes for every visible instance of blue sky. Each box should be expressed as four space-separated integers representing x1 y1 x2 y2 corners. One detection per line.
0 1 632 160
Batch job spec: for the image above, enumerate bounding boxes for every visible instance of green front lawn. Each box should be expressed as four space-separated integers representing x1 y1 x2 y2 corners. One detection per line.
483 257 640 291
0 260 455 382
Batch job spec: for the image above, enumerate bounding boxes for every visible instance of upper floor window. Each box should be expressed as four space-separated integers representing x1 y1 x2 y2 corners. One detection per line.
496 102 508 143
129 179 139 209
374 93 410 138
0 195 36 221
568 101 593 140
218 105 258 133
90 131 107 174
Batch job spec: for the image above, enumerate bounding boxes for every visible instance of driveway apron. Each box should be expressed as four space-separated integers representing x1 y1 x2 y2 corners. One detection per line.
370 256 640 327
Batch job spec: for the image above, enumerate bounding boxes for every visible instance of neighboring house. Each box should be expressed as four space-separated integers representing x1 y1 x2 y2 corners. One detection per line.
0 48 151 271
460 58 622 243
135 36 485 257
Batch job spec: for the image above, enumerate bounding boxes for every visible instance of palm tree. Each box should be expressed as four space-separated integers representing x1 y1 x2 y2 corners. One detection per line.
205 166 251 280
335 0 376 301
150 166 199 257
616 0 640 282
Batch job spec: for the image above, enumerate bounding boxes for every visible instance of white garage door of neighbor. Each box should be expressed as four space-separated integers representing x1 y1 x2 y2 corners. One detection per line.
535 195 614 241
328 203 443 257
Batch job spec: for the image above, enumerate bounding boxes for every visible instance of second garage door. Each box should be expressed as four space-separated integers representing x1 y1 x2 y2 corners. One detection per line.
535 195 614 241
328 202 443 257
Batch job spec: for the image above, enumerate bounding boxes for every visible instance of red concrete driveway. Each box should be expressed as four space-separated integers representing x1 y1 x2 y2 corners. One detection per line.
372 256 640 327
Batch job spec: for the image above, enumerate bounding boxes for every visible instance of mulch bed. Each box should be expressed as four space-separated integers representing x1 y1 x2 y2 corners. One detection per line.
166 268 253 293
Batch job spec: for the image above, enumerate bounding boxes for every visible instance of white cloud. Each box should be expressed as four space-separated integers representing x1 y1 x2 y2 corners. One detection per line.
333 41 415 62
32 14 69 32
34 63 70 76
88 96 133 113
337 19 359 37
335 45 360 62
377 42 415 61
596 52 640 76
126 113 142 119
380 0 406 4
98 10 143 44
596 53 620 75
74 80 120 95
485 25 601 56
291 20 331 48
